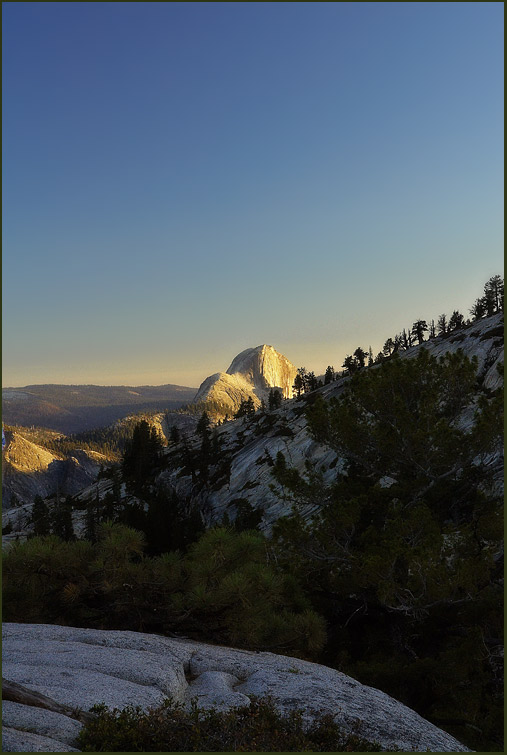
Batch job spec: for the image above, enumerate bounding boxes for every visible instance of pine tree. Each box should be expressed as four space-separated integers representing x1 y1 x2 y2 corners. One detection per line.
324 366 335 384
353 347 367 369
437 313 447 335
31 495 50 536
342 355 358 375
197 411 210 435
484 274 504 313
470 298 487 320
122 420 158 484
245 397 256 416
292 373 305 398
411 320 428 344
307 371 319 391
85 504 97 542
268 388 283 409
51 499 75 541
383 338 395 357
448 310 464 330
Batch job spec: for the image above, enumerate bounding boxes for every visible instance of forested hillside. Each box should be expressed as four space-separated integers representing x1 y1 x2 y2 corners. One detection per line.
3 279 504 750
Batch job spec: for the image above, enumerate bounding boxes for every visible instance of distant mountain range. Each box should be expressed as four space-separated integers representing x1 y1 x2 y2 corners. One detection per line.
1 383 197 434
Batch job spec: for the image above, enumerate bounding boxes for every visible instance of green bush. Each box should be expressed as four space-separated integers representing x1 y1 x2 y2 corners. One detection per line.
77 696 383 752
3 525 325 657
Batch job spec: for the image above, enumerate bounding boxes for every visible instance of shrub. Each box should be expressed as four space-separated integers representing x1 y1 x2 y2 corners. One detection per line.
77 696 383 752
2 525 326 657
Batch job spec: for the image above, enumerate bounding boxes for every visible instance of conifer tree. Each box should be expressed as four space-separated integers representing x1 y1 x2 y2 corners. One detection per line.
411 319 428 344
353 347 367 369
448 310 464 330
268 388 283 409
292 372 305 398
437 313 447 335
470 298 487 320
245 397 256 416
51 499 75 541
197 411 211 438
383 338 394 357
342 355 358 374
324 366 335 384
31 495 50 536
306 371 319 391
484 274 504 313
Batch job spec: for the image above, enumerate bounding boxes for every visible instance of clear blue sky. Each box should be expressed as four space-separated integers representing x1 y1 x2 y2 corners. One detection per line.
2 2 503 388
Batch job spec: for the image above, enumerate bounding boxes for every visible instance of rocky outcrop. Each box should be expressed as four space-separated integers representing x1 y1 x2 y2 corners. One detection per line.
193 344 297 414
160 313 504 531
2 622 471 752
2 431 108 510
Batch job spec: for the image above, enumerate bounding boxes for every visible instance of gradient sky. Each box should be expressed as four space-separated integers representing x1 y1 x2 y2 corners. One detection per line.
2 2 504 388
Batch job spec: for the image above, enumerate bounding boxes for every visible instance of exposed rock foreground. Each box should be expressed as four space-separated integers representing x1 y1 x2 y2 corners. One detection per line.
2 622 471 752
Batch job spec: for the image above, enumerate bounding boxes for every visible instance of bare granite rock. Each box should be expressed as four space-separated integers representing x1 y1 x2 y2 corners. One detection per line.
2 622 471 752
193 344 298 412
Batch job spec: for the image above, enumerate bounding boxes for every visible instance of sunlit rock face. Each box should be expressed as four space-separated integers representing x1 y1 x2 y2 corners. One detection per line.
2 431 107 510
193 345 298 413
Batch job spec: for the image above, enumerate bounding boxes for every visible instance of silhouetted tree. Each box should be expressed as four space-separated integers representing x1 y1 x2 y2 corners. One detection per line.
292 372 305 398
324 366 335 385
197 411 211 436
31 495 50 536
429 319 436 338
268 388 283 409
383 338 395 357
353 347 367 369
448 310 465 330
411 320 428 344
437 314 447 335
170 425 180 444
245 397 256 416
484 274 504 313
122 420 162 484
307 371 319 391
470 298 486 320
235 397 256 418
342 355 358 375
51 499 74 541
85 504 97 542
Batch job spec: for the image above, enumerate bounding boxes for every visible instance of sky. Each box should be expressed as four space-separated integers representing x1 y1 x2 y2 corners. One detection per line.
2 2 504 388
